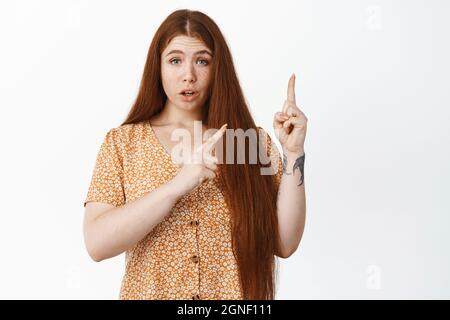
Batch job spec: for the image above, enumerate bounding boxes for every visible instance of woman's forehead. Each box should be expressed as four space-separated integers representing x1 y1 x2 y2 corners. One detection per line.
164 35 211 54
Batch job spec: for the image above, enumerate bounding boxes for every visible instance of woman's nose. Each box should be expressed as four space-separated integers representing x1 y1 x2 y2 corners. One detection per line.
183 63 196 82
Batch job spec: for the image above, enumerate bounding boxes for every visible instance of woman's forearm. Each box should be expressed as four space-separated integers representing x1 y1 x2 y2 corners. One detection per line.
276 150 306 258
85 180 185 262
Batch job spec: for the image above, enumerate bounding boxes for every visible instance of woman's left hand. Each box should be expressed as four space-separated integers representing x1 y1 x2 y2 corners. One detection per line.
273 74 308 156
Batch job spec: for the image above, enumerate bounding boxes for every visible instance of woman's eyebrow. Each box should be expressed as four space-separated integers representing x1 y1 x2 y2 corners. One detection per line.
166 49 213 57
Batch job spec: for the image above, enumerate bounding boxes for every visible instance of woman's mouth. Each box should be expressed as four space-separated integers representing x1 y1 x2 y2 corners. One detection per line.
179 91 199 101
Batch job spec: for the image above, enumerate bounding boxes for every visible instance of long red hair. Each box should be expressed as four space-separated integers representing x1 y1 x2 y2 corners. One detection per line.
121 9 282 300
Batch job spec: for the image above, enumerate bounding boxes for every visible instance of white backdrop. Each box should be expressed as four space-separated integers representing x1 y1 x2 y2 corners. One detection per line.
0 0 449 299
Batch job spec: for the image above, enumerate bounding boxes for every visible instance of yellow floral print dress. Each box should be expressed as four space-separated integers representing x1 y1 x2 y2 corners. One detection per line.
84 120 283 300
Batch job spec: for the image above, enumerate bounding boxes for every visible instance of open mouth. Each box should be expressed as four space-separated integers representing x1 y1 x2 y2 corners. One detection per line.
180 90 197 96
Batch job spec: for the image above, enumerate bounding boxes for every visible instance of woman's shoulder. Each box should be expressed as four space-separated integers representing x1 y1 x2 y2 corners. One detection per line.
105 121 148 146
256 126 271 144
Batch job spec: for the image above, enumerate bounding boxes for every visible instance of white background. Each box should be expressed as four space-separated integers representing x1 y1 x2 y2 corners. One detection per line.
0 0 449 299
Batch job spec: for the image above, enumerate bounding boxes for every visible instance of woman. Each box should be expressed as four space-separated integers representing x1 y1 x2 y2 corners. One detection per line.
83 9 307 300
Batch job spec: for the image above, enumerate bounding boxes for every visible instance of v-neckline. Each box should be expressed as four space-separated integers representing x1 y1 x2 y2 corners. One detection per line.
147 120 182 170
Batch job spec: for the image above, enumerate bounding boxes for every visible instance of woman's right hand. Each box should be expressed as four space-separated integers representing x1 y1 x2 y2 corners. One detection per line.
170 123 228 196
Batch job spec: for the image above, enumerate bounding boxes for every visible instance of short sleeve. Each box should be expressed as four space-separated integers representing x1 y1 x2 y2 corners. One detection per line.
84 128 126 207
257 127 283 191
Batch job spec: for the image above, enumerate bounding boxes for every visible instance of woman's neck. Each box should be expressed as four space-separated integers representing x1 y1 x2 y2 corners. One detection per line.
154 101 204 128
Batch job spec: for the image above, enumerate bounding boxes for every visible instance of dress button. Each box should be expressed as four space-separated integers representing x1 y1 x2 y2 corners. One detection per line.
189 220 199 226
191 255 199 263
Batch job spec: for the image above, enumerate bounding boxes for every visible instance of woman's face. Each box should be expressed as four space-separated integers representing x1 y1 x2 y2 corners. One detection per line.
161 35 213 113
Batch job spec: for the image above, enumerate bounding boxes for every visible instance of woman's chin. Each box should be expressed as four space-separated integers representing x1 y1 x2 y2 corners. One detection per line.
175 101 201 111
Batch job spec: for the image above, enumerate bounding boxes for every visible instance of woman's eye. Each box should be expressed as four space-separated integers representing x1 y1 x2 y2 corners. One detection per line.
169 58 209 65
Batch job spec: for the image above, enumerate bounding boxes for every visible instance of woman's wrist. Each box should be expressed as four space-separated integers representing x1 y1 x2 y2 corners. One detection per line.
164 177 188 201
282 149 305 160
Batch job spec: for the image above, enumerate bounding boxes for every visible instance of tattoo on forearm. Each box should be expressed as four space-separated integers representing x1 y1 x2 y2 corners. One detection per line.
293 153 305 186
282 154 292 175
283 153 305 186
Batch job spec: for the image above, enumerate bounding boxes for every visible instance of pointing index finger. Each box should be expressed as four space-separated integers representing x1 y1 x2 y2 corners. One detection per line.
202 123 227 153
287 73 296 104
